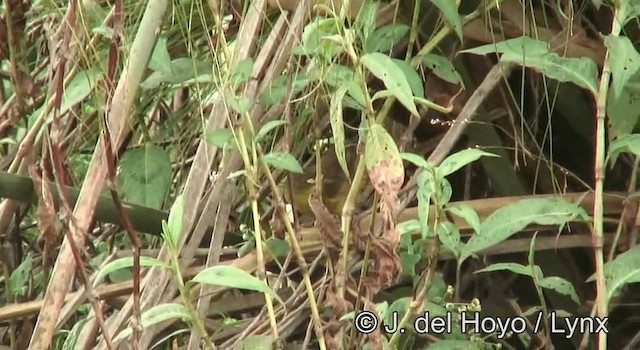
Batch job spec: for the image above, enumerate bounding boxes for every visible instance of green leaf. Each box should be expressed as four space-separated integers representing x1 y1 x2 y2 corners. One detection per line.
354 1 379 42
461 36 550 57
118 144 172 210
619 1 640 26
606 77 640 141
462 36 598 93
392 58 425 99
61 68 101 116
401 152 430 168
365 23 410 53
189 265 283 304
400 252 422 276
364 123 405 196
604 36 640 99
417 171 434 238
256 120 288 141
298 18 343 60
205 128 236 149
236 336 276 350
114 303 191 343
330 86 351 179
322 65 366 108
147 37 172 75
422 54 463 85
230 57 254 89
9 253 32 297
447 204 481 234
226 93 251 114
430 0 463 41
93 256 167 287
437 222 460 258
588 247 640 298
166 195 185 248
398 219 421 237
476 262 534 277
539 276 580 304
361 53 419 117
263 152 304 174
461 198 588 264
608 134 640 163
505 53 598 94
259 74 310 107
141 58 213 89
438 149 498 177
62 319 88 350
266 237 290 258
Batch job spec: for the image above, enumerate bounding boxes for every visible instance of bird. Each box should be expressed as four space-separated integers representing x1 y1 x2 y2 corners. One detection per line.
288 145 358 219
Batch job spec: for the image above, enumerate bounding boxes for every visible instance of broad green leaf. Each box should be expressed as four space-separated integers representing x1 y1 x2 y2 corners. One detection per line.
354 2 379 42
416 171 434 238
62 319 88 350
437 222 460 258
9 253 32 297
166 195 185 247
256 120 288 141
604 36 640 99
322 64 366 108
141 58 213 89
392 58 425 99
226 94 251 114
447 204 481 234
463 36 598 93
189 265 283 304
298 18 343 59
365 23 410 53
401 152 430 168
539 276 580 304
619 1 640 26
330 86 351 179
114 303 191 343
607 77 640 141
505 52 598 94
365 123 405 197
461 36 550 57
587 247 640 298
386 297 410 326
361 53 419 116
422 54 464 85
266 237 290 258
400 252 421 276
118 144 172 210
205 128 236 149
503 53 598 94
430 0 463 41
608 134 640 163
236 336 276 350
259 74 310 107
398 219 421 237
263 152 304 174
461 198 588 263
61 68 101 116
438 149 498 177
475 262 534 277
93 256 167 287
148 37 172 75
229 57 254 89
